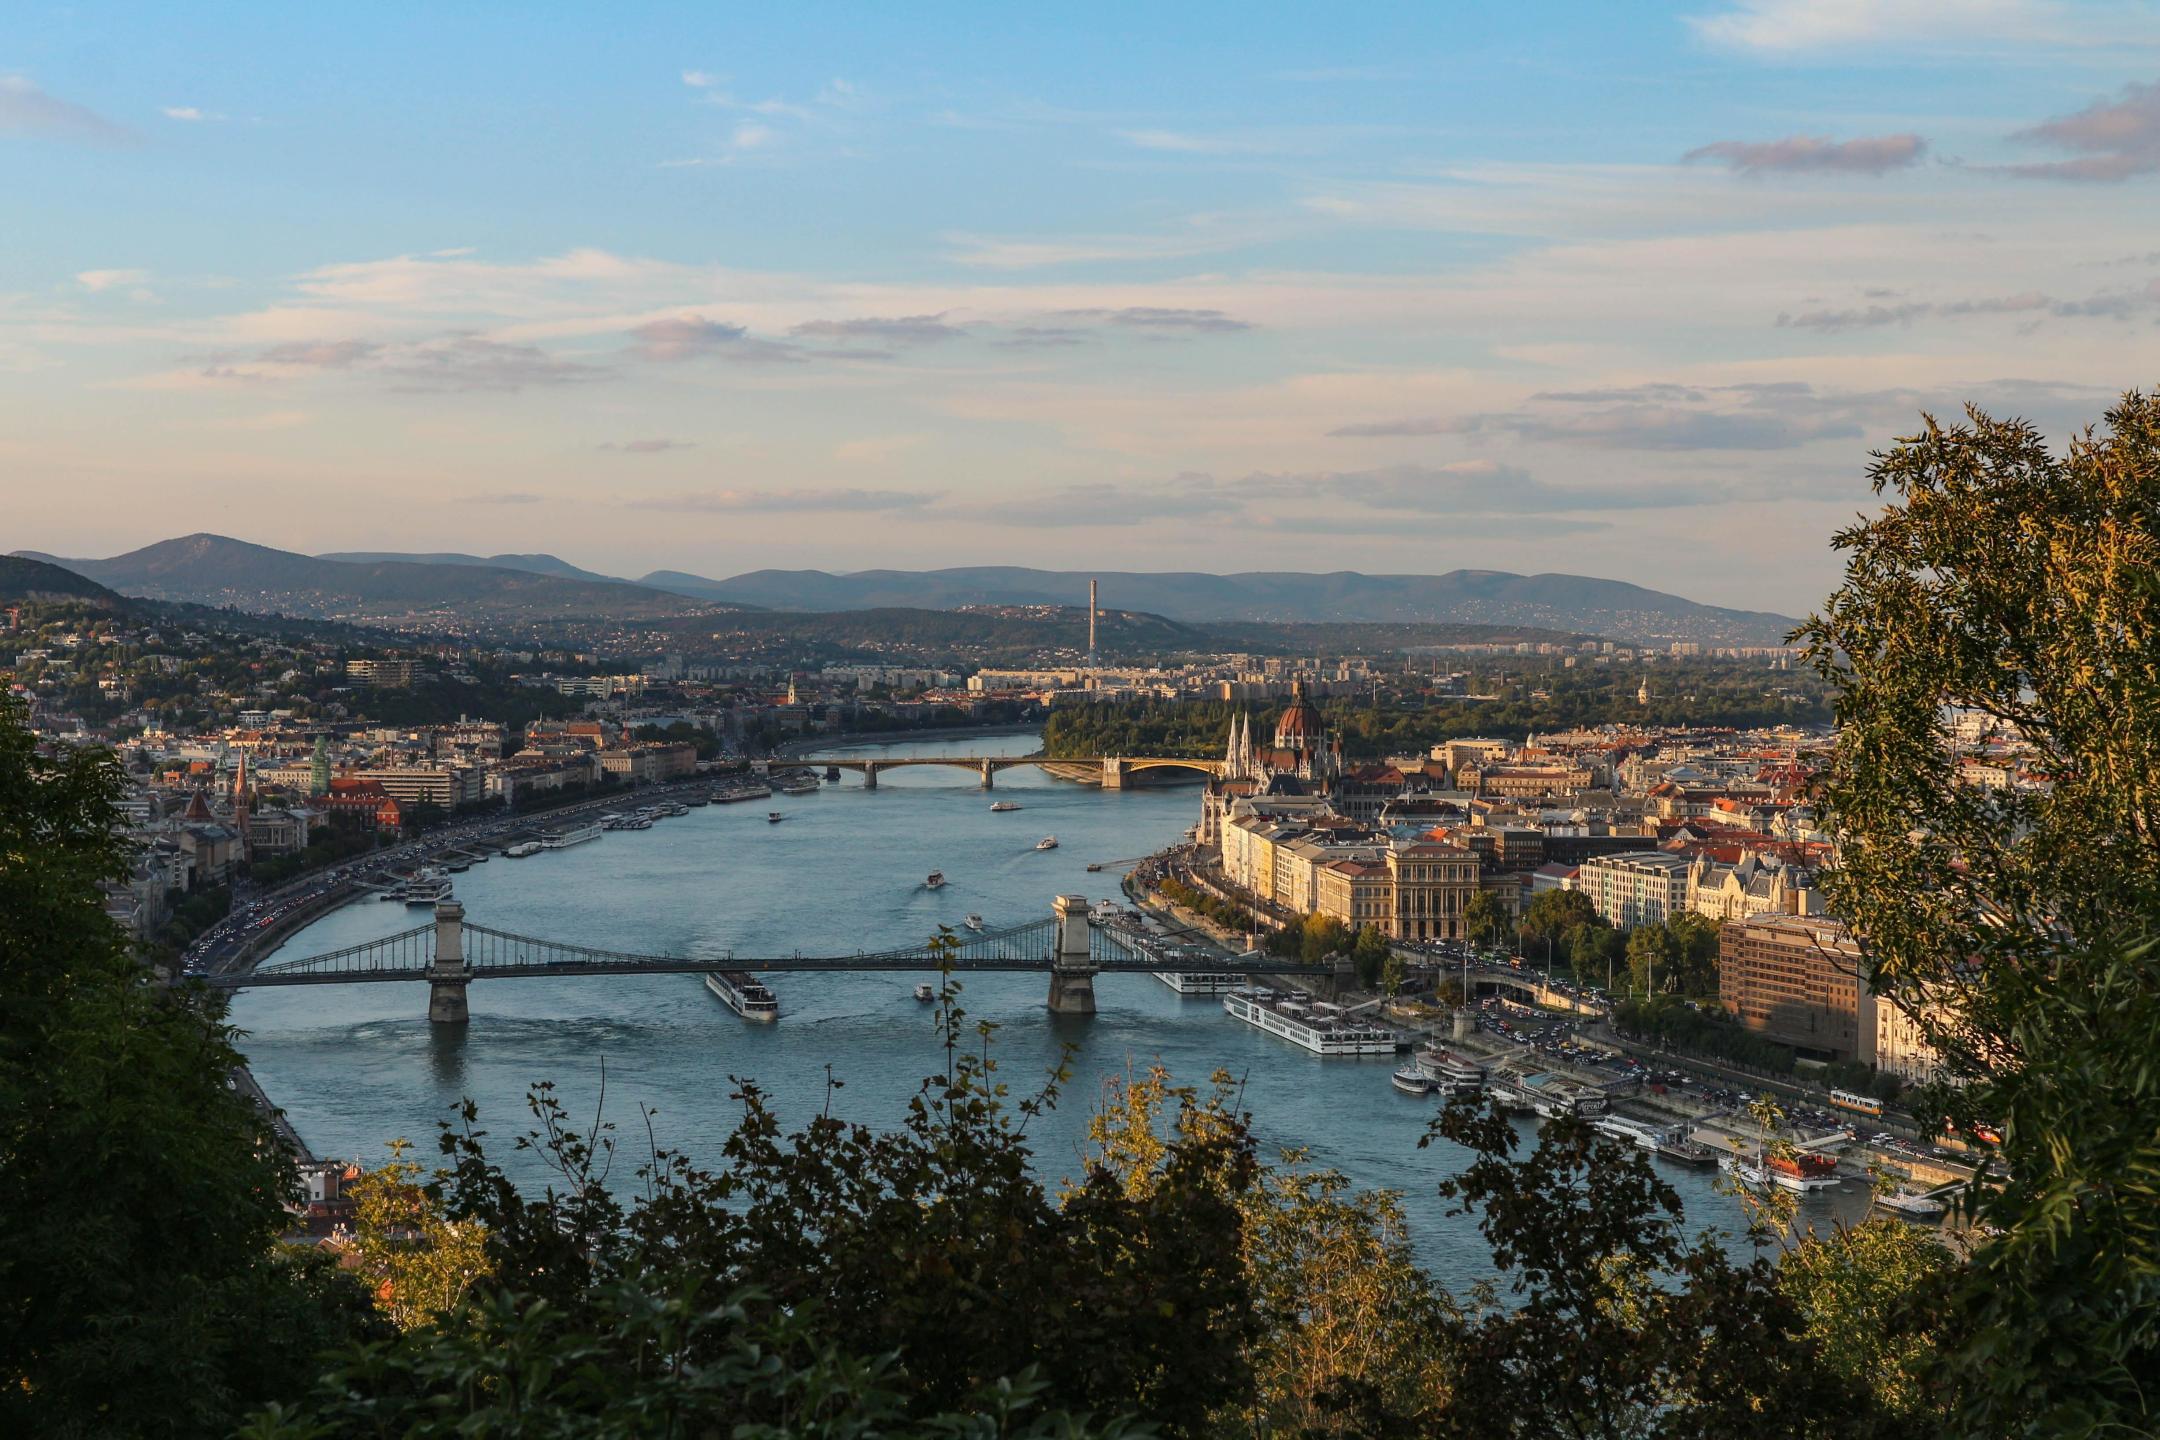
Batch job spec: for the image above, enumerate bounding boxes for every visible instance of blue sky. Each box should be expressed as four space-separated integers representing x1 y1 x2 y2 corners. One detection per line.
7 1 2160 612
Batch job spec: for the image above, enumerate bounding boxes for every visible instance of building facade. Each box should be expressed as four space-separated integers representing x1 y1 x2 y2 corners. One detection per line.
1575 851 1692 929
1718 914 1873 1064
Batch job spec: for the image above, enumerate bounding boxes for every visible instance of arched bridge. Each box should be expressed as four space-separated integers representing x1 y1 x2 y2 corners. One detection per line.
206 897 1324 1023
790 755 1224 789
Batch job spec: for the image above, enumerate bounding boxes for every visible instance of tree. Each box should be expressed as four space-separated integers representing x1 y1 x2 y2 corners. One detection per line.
1520 888 1599 946
1353 922 1391 988
1300 912 1352 965
0 697 379 1437
1089 1067 1456 1435
1565 920 1625 988
1463 891 1509 950
338 1139 494 1331
1797 393 2160 1434
1625 923 1681 996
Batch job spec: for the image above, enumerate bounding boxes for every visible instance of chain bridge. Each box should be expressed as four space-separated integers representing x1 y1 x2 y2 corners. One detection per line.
206 896 1328 1023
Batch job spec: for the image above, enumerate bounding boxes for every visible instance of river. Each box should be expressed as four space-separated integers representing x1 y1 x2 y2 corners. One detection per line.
231 732 1868 1289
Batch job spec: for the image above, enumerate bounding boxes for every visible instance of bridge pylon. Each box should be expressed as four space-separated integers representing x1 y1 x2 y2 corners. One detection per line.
980 759 995 790
861 761 879 791
1046 893 1098 1015
427 900 472 1025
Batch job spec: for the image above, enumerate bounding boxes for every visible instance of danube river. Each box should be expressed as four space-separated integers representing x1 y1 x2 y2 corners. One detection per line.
233 733 1865 1287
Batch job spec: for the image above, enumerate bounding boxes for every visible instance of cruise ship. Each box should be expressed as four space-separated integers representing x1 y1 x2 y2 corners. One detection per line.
539 821 602 849
703 971 779 1022
1155 969 1245 995
1222 989 1398 1056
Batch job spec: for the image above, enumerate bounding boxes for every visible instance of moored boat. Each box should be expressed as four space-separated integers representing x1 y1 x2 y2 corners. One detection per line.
1766 1151 1843 1192
1222 988 1398 1056
539 821 601 849
1391 1065 1436 1095
1875 1187 1946 1217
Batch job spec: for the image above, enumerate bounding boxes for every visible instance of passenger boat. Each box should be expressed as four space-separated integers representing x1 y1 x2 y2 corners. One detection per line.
989 800 1021 812
1089 900 1125 926
539 821 601 849
767 812 785 823
925 871 946 890
401 868 453 906
703 971 779 1022
913 982 936 1002
1035 835 1059 850
503 841 541 858
1766 1151 1843 1193
1391 1065 1437 1095
1414 1046 1486 1095
964 914 984 932
1875 1187 1946 1217
1222 989 1398 1056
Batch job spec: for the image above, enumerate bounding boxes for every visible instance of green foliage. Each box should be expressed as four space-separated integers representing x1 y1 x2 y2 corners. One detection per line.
1462 890 1509 949
0 696 380 1437
1353 922 1390 987
1423 1099 1894 1438
1623 914 1719 998
1155 875 1258 933
1798 393 2160 1435
1778 1218 1952 1424
1616 996 1796 1075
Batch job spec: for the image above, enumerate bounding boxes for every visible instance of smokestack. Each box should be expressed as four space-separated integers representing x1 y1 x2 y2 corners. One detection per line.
1088 578 1098 664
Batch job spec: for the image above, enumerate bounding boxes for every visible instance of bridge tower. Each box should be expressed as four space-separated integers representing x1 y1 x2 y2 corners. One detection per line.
1100 757 1127 790
1046 893 1098 1015
980 759 996 790
861 761 880 790
427 900 472 1025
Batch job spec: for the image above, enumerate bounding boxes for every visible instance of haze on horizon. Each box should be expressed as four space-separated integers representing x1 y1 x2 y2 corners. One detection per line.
7 0 2160 614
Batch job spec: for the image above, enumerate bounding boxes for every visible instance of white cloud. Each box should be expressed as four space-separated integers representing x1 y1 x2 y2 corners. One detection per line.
1685 0 2154 55
76 268 151 293
161 106 221 122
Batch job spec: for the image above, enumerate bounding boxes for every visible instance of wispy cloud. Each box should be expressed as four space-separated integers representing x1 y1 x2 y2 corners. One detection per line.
1777 282 2160 329
75 268 152 293
1333 382 1872 451
1060 305 1252 334
161 105 220 122
382 334 608 393
1117 129 1260 155
2003 80 2160 181
629 487 940 513
0 75 137 146
1683 133 1927 175
258 339 380 367
626 315 749 361
1686 0 2079 56
460 491 545 505
600 438 696 454
790 313 966 345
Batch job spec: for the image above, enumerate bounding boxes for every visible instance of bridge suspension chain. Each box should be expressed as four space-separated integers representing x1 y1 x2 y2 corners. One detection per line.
247 923 435 979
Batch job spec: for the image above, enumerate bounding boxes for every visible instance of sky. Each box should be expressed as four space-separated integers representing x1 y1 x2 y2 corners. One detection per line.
7 1 2160 614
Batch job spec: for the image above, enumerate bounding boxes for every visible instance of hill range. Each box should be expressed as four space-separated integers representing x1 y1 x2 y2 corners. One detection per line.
16 537 1798 645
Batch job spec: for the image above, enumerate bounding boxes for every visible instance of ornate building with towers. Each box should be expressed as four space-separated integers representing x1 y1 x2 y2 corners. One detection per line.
1198 680 1344 845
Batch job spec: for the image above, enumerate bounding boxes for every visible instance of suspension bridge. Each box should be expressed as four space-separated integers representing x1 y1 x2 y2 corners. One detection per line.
205 896 1330 1023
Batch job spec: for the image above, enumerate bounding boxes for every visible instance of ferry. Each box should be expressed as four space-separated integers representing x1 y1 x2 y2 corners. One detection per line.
925 871 946 890
598 812 630 830
1391 1065 1436 1095
1592 1115 1664 1150
703 971 779 1022
1088 900 1125 926
989 800 1022 812
1875 1187 1947 1217
964 914 984 932
913 982 936 1002
401 869 453 906
503 841 541 858
767 812 785 824
1035 836 1059 851
539 821 602 849
1222 988 1399 1056
1413 1046 1486 1095
776 776 821 796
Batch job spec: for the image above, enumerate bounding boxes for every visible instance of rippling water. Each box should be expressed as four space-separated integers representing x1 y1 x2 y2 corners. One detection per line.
232 732 1866 1288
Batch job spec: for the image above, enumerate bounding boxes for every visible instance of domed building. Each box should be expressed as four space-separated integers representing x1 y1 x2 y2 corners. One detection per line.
1198 680 1344 844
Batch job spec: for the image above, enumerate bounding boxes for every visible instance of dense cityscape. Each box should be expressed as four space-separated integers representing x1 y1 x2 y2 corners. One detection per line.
7 5 2158 1437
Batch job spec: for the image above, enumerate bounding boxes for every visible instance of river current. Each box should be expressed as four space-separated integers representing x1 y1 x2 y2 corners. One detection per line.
233 732 1866 1288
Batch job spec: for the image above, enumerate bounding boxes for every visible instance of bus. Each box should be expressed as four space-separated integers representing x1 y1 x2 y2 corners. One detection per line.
1829 1088 1884 1118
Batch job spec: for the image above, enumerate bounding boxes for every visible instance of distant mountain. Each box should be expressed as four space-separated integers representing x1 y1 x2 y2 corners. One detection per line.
318 550 623 584
652 566 1798 646
11 535 716 625
0 554 123 606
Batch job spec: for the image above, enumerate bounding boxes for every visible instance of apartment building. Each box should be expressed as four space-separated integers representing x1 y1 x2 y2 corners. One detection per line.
1718 914 1872 1064
1575 851 1693 928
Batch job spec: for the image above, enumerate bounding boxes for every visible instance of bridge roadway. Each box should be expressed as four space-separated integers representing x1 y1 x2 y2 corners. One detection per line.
204 907 1331 993
786 754 1223 789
